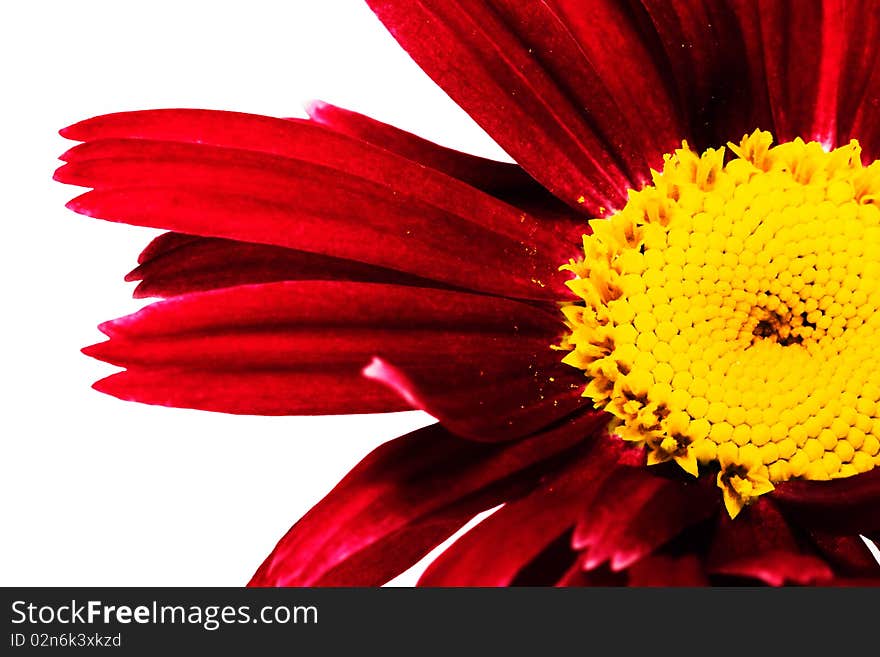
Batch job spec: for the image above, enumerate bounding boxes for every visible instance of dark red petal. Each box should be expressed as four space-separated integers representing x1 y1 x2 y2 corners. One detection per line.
57 110 578 300
58 147 565 302
85 281 584 436
822 576 880 586
839 1 880 158
638 0 773 146
418 434 623 586
367 0 686 213
363 352 585 442
127 233 451 298
626 554 709 587
248 414 597 586
556 559 627 586
772 468 880 535
92 367 407 415
750 0 846 145
708 498 832 586
306 100 585 232
808 531 880 578
304 100 541 197
572 467 719 571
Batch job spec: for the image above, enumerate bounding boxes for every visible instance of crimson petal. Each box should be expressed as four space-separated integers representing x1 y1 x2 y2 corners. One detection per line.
305 100 541 198
807 531 880 578
838 1 880 158
91 367 406 416
772 468 880 535
626 554 709 586
249 414 598 586
367 0 685 213
572 466 718 571
639 0 773 146
418 434 625 586
708 498 832 586
305 100 584 232
750 0 846 145
84 281 583 437
127 232 449 298
57 110 575 300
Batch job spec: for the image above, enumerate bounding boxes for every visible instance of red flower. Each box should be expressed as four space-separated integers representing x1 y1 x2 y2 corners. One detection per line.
54 0 880 586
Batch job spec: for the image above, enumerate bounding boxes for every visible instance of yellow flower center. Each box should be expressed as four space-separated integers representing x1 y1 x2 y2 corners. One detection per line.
561 130 880 518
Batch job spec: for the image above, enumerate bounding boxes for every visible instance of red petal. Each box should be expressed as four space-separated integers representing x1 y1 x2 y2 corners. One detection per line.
305 100 542 198
366 0 685 212
306 100 585 232
248 414 596 586
85 281 584 436
708 498 833 586
839 2 880 158
572 467 718 571
418 433 622 586
92 367 406 415
808 531 880 578
556 559 627 586
57 110 577 300
626 554 709 586
750 0 846 145
127 233 451 299
772 468 880 534
638 0 773 146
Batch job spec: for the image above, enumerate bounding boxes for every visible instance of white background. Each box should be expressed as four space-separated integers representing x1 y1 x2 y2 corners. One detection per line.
0 0 509 586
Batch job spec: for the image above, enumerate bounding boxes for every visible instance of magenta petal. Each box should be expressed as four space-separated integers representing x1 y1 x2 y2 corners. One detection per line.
572 468 718 571
418 434 624 586
708 498 832 586
772 468 880 534
249 414 596 586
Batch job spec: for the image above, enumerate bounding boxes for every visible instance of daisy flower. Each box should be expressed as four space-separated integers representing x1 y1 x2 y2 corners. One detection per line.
55 0 880 586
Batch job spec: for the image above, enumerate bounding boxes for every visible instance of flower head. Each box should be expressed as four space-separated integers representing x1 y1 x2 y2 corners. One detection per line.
562 130 880 516
55 0 880 586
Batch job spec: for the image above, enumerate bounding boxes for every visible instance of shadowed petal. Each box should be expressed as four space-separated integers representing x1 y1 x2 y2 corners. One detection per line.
418 435 630 586
91 367 408 415
367 0 687 213
639 0 773 146
572 466 719 571
249 414 600 586
772 468 880 535
753 0 844 144
838 1 880 158
807 531 880 578
305 100 584 230
708 498 833 586
57 110 577 300
127 233 450 298
627 554 709 586
84 281 584 436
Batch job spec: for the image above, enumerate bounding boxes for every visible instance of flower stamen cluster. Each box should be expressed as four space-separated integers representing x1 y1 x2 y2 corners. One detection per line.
562 130 880 517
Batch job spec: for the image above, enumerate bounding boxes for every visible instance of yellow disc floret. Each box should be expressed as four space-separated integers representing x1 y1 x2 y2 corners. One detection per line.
561 129 880 518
